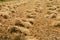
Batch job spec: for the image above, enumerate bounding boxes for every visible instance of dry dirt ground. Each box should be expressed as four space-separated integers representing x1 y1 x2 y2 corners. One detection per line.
0 0 60 40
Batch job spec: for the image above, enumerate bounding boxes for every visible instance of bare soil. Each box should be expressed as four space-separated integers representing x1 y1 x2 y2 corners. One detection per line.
0 0 60 40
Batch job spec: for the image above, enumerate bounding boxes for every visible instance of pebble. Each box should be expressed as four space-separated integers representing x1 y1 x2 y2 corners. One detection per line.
16 26 31 35
52 21 60 27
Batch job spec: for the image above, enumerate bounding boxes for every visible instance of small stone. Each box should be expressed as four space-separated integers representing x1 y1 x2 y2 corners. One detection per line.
54 23 60 27
15 19 24 27
15 22 24 27
17 27 31 35
27 15 36 18
8 26 18 33
11 10 16 13
50 13 57 18
52 21 60 27
22 22 33 28
3 15 8 19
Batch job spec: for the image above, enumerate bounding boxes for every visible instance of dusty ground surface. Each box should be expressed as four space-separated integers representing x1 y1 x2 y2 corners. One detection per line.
0 0 60 40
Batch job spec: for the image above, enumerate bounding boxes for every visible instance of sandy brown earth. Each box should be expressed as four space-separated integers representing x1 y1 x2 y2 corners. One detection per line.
0 0 60 40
